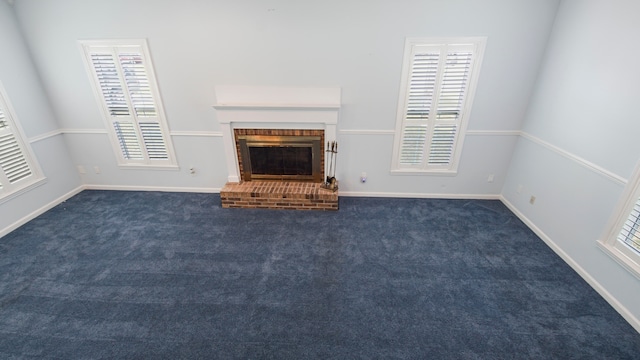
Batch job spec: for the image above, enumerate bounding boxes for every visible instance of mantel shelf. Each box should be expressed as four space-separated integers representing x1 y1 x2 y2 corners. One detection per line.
212 103 340 111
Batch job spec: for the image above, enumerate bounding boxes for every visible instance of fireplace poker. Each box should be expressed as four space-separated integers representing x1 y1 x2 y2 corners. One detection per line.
326 141 332 184
327 141 334 185
333 142 338 178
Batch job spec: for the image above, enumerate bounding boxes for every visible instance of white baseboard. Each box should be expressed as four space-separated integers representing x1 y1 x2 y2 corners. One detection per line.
82 184 221 193
500 196 640 333
0 185 84 238
339 191 500 200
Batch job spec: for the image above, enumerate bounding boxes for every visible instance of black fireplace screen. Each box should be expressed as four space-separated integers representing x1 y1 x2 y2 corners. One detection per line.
238 135 322 182
249 146 313 176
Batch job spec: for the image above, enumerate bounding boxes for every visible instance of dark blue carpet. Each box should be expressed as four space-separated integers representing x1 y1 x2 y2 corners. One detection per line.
0 190 638 359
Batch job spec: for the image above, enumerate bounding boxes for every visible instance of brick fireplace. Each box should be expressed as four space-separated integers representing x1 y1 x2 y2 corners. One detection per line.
213 86 340 210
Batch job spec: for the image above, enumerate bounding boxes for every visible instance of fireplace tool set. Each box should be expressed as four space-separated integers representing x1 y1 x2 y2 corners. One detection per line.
322 141 339 191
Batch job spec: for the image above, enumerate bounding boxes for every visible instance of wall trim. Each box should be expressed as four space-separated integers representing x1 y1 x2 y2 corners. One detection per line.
338 129 395 136
336 129 521 136
0 185 84 239
59 128 227 137
28 130 63 143
339 191 500 200
521 132 627 185
499 195 640 334
466 130 521 136
51 128 521 139
170 130 223 137
60 128 109 134
83 184 221 193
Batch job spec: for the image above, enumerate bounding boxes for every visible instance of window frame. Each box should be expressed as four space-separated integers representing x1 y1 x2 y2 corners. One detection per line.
0 82 45 203
78 39 178 169
598 159 640 280
391 37 486 175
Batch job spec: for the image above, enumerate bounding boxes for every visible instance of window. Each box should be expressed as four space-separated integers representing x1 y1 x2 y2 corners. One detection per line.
79 39 177 168
0 84 44 200
391 37 485 174
599 161 640 279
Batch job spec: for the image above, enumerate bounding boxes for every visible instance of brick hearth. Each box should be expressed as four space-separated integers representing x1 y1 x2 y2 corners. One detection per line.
220 181 338 211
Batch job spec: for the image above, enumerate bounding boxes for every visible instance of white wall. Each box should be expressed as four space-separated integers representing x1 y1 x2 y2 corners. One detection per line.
12 0 559 195
0 1 81 235
502 0 640 328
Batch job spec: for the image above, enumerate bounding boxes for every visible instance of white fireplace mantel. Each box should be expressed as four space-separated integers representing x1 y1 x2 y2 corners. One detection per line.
213 86 341 183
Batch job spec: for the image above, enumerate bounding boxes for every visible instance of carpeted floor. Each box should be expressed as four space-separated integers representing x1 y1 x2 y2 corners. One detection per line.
0 190 639 359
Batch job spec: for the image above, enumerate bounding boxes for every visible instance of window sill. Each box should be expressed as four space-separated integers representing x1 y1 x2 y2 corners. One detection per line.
0 177 48 205
390 169 458 176
597 240 640 281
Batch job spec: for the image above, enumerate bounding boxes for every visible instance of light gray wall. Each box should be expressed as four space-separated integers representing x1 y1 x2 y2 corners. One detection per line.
0 1 81 234
12 0 559 195
503 0 640 325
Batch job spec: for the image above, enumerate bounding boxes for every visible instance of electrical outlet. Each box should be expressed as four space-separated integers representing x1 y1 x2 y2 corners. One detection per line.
529 195 536 205
517 185 523 194
77 165 86 174
487 174 494 183
360 172 367 183
189 166 196 175
94 166 101 174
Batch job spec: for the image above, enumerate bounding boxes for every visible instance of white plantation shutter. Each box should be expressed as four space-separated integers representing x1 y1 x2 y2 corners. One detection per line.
118 52 158 118
429 124 458 165
113 121 143 160
400 124 429 165
91 53 129 117
617 197 640 254
400 51 439 166
0 132 32 184
393 39 484 172
81 40 175 166
600 164 640 278
0 86 42 198
139 122 168 159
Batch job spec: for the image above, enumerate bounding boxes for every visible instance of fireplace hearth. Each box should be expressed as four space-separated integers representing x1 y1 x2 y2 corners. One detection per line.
213 86 340 210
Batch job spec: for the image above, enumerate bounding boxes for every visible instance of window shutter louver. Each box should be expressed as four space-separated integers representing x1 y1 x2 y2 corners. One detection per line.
400 124 428 165
618 197 640 253
118 52 157 118
428 124 458 165
90 53 130 117
83 41 175 166
394 39 482 172
427 51 472 166
0 107 7 129
113 121 143 160
400 51 440 166
0 105 4 189
139 122 168 159
436 51 472 122
0 87 41 198
0 133 32 183
407 53 439 121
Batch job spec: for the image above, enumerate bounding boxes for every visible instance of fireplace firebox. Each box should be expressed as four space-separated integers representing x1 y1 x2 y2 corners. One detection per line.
237 133 323 182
